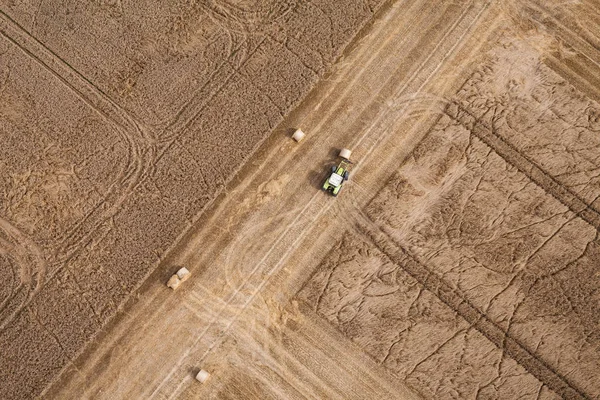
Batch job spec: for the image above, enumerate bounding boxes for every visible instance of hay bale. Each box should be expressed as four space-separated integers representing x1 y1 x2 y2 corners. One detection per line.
292 129 305 142
195 369 210 383
176 267 191 281
167 274 181 290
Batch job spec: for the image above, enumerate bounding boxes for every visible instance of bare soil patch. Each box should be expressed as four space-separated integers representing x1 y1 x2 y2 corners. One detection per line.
299 33 600 399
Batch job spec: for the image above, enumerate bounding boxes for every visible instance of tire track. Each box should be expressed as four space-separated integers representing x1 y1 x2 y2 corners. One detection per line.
513 1 600 101
0 11 152 252
157 0 314 146
446 101 600 230
148 189 326 399
0 217 45 328
354 214 589 400
153 35 267 162
0 6 253 336
150 1 496 397
0 11 158 332
0 6 278 338
0 10 151 142
0 6 244 256
517 0 600 70
350 0 492 166
306 0 435 135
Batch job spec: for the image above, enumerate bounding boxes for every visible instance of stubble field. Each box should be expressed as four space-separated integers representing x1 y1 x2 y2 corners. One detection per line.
2 0 600 399
0 0 384 398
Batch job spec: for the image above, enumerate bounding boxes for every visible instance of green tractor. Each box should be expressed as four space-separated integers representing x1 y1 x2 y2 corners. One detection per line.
323 149 352 197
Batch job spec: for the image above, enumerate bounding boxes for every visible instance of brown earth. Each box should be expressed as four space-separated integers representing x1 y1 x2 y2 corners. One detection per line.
3 0 600 399
299 4 600 398
0 0 385 398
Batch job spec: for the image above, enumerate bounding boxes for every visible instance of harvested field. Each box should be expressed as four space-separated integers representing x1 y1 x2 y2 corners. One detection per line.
0 0 384 398
3 0 600 399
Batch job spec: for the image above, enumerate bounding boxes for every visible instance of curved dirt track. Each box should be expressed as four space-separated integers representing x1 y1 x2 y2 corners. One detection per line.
4 0 600 399
0 0 385 398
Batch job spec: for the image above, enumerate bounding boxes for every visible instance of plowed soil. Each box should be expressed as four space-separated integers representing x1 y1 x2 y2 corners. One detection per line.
3 0 600 399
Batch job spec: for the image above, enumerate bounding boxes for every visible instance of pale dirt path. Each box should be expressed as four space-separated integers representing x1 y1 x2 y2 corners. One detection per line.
46 0 507 398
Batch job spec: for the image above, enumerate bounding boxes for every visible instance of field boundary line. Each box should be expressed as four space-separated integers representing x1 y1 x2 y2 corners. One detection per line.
519 0 600 70
354 216 588 400
447 101 600 230
0 10 149 141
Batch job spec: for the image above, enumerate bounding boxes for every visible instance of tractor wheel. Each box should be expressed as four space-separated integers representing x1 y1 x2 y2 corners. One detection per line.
344 171 349 180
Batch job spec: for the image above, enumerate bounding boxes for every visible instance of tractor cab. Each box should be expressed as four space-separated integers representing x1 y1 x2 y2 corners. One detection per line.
323 159 351 196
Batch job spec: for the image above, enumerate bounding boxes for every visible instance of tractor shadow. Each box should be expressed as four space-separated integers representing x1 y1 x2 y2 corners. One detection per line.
284 127 297 139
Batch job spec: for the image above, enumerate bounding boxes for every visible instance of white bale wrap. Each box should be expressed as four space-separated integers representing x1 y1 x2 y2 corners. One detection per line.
195 369 210 383
176 267 191 281
292 129 305 142
339 148 352 160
